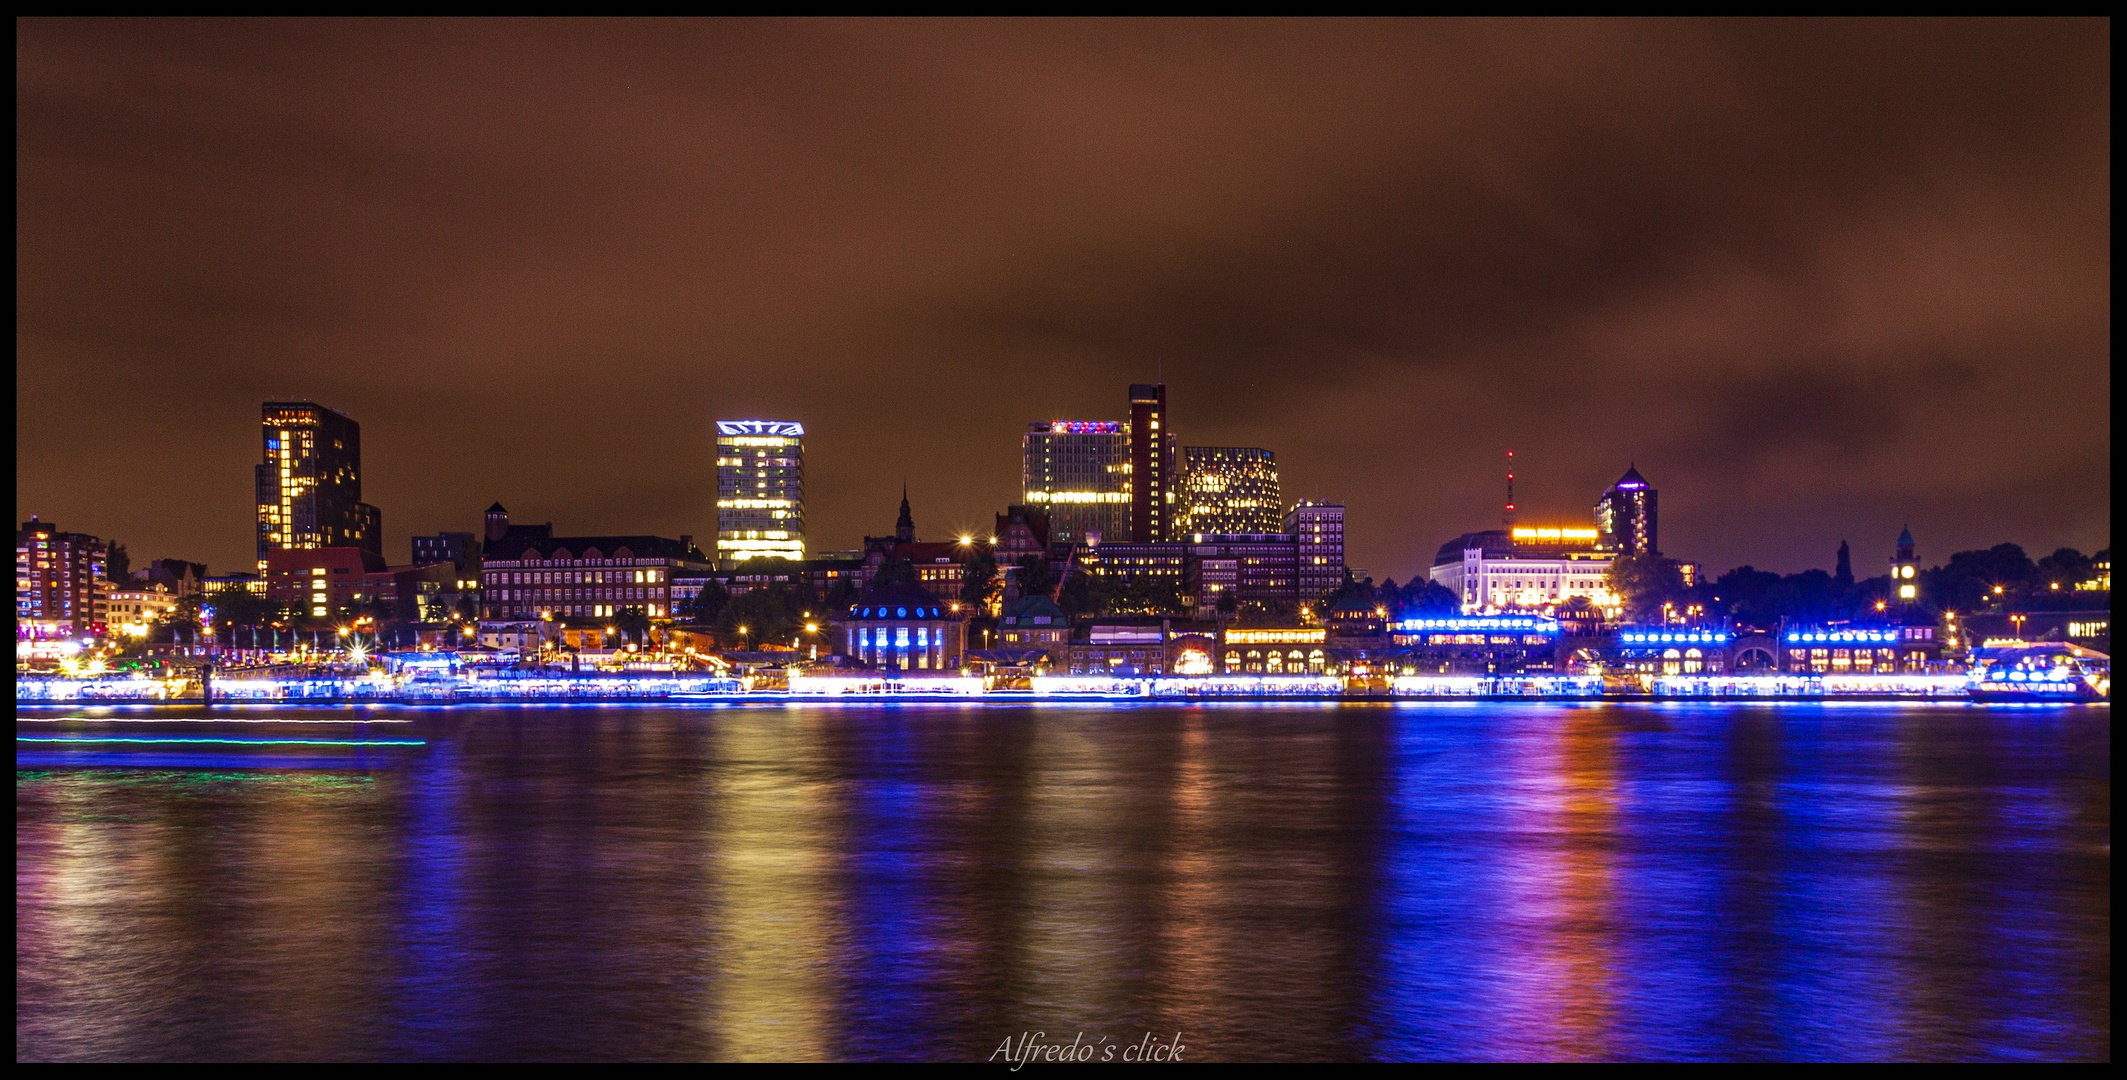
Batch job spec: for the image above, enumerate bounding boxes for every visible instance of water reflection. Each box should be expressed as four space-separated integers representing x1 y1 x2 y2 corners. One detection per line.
707 709 839 1060
15 702 2111 1061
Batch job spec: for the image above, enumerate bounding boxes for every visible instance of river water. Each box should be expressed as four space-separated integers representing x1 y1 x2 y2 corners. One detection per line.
14 701 2111 1061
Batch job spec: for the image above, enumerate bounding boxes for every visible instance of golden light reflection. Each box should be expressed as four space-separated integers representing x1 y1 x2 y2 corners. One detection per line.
1550 712 1620 1054
1018 721 1129 1031
707 716 841 1061
1155 717 1218 1025
1495 709 1619 1058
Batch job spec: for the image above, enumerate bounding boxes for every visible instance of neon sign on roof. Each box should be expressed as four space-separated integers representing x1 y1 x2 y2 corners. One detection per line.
1510 527 1600 542
716 420 804 437
1047 421 1121 434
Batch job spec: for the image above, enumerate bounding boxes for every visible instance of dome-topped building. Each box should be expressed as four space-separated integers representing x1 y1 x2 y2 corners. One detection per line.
841 579 966 672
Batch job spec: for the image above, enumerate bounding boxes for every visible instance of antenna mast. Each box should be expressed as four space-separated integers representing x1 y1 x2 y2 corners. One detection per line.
1504 450 1516 528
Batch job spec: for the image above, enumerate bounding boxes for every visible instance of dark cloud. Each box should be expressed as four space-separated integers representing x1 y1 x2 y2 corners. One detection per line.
16 19 2110 579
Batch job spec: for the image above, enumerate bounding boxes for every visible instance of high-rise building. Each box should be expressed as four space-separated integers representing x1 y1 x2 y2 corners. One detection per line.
1283 501 1346 600
715 420 805 564
256 401 381 573
1022 420 1130 544
1593 465 1658 557
1177 447 1281 535
1128 383 1173 542
16 517 109 639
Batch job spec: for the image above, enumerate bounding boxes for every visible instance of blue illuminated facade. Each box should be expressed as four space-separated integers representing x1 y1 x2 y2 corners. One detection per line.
1780 624 1928 674
1599 625 1733 675
841 580 966 673
1390 615 1562 675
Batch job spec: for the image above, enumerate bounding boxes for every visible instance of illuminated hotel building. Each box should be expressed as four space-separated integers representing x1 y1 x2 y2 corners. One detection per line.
1283 501 1346 600
1593 465 1657 556
1128 383 1174 542
1023 420 1130 543
1176 446 1280 535
1428 527 1614 614
715 420 805 564
16 517 109 639
256 401 382 573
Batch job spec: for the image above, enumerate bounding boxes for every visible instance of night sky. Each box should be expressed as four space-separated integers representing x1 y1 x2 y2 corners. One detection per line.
16 20 2110 582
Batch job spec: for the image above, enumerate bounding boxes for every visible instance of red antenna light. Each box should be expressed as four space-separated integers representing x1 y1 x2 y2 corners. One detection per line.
1504 450 1516 528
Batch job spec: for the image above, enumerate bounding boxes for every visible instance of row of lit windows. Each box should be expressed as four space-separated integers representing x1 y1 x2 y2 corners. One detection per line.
487 569 665 585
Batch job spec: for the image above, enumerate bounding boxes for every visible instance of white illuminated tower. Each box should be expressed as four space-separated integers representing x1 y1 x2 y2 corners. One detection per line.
1891 525 1919 604
715 420 805 564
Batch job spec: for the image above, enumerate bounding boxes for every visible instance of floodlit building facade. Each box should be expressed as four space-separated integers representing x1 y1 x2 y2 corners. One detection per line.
1429 528 1615 614
840 580 967 671
716 420 805 564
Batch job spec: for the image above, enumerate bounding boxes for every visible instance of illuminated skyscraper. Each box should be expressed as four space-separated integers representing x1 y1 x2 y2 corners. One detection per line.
256 401 380 572
1177 446 1281 535
1129 383 1173 542
716 420 805 563
1593 465 1658 557
1022 420 1130 544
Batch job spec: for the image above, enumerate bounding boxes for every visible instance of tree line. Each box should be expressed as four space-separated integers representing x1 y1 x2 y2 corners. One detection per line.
1605 543 2107 629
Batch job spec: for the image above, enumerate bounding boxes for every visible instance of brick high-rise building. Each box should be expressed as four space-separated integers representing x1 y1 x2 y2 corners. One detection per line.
1283 501 1346 601
1128 383 1173 542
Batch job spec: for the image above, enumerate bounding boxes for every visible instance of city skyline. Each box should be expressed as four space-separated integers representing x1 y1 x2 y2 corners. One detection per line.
16 20 2110 581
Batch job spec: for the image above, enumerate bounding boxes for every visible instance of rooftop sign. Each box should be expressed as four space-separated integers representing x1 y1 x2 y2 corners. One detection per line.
1511 527 1600 543
716 420 804 437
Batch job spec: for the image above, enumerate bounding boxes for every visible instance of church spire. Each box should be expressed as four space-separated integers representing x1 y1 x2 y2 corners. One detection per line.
895 484 914 544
